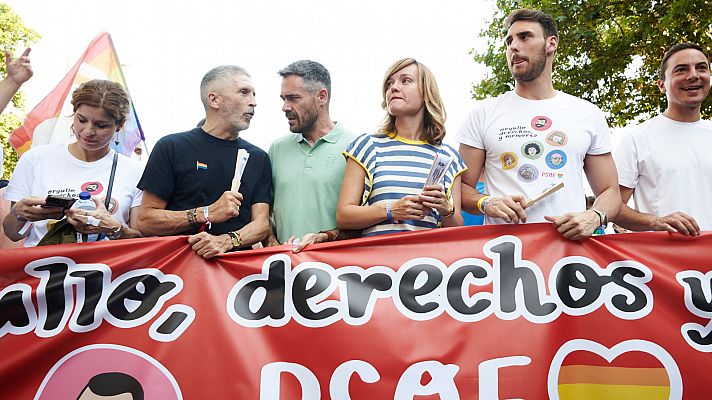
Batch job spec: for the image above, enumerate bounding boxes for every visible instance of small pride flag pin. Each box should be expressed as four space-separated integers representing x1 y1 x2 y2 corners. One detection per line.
196 161 208 170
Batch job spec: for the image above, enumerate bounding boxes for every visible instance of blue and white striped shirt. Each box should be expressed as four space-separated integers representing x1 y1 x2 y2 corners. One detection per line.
344 133 467 236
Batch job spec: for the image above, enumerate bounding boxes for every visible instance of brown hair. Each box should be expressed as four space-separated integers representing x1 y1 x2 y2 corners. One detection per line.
504 9 558 39
659 43 710 80
378 58 447 145
71 79 130 127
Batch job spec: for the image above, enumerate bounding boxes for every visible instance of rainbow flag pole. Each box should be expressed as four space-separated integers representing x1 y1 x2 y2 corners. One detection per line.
10 32 145 158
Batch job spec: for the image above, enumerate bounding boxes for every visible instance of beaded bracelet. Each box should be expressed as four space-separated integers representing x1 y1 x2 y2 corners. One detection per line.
385 202 393 220
187 208 198 226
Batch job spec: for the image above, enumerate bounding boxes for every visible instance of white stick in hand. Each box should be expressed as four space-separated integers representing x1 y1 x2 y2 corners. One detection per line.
231 149 250 192
525 182 564 208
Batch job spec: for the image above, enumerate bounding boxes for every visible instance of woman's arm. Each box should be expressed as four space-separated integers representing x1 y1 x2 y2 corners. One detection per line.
336 158 425 230
2 198 64 242
65 200 143 240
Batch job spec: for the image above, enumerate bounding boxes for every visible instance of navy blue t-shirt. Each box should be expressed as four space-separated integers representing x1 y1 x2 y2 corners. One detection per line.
138 128 272 235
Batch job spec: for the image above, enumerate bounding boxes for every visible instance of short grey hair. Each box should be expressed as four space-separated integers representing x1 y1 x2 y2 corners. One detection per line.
200 65 250 109
278 60 331 100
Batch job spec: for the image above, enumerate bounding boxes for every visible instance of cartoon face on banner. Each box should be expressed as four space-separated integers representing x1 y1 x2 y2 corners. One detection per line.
35 344 182 400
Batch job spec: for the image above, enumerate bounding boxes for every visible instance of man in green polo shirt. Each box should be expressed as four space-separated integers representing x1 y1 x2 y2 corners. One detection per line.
267 60 357 251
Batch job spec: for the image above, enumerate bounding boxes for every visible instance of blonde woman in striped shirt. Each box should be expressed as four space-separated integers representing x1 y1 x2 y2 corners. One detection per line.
336 58 466 237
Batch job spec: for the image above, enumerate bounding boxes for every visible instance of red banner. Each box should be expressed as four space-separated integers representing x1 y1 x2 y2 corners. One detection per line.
1 223 710 399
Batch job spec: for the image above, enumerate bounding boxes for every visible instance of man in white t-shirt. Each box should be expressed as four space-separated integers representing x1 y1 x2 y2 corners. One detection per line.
613 43 711 235
456 8 621 240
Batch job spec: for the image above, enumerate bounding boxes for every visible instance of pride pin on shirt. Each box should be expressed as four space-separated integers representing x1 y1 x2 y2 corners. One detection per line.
196 161 208 170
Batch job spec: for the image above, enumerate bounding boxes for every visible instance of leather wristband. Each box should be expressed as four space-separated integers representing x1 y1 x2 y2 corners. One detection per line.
187 208 198 226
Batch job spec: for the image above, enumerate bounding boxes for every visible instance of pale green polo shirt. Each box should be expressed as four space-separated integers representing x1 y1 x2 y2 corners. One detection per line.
269 122 357 243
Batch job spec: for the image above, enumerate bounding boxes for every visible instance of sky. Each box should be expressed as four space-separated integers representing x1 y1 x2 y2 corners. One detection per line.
4 0 495 152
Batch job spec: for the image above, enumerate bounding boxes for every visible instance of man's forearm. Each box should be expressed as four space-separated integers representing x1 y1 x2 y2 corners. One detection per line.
461 183 486 215
590 186 621 222
138 207 204 236
233 218 269 248
613 203 659 232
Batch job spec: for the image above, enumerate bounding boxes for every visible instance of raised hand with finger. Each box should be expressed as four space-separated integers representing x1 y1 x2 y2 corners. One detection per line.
5 47 33 86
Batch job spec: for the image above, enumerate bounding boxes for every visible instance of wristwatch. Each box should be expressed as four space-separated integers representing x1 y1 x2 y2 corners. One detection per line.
590 208 607 228
227 231 242 249
108 225 123 240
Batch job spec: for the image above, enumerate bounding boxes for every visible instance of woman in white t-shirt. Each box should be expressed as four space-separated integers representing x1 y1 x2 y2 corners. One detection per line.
3 80 144 246
337 58 466 237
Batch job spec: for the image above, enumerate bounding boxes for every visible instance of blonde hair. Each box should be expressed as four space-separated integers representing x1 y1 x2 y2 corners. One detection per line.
377 58 447 145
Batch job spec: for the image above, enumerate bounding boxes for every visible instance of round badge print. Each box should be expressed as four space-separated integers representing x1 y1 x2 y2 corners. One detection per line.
518 164 539 182
546 150 567 169
81 181 104 196
500 152 518 170
546 130 568 146
521 141 544 160
531 115 552 131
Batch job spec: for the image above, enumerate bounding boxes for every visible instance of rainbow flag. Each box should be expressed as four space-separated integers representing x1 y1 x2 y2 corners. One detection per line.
9 32 144 157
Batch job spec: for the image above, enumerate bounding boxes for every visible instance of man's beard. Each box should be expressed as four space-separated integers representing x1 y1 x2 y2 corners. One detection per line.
290 102 319 134
511 44 547 83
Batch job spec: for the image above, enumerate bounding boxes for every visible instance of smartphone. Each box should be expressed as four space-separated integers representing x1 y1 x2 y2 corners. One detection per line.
43 195 76 209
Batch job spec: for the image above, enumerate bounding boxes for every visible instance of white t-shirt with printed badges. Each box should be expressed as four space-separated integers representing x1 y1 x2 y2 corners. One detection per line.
456 90 612 224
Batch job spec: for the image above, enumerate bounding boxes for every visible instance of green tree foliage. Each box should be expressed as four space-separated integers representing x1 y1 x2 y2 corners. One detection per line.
0 3 38 178
473 0 712 127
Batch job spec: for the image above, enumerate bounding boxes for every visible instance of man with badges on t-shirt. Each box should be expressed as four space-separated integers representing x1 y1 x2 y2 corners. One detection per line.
456 8 621 239
613 43 712 235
